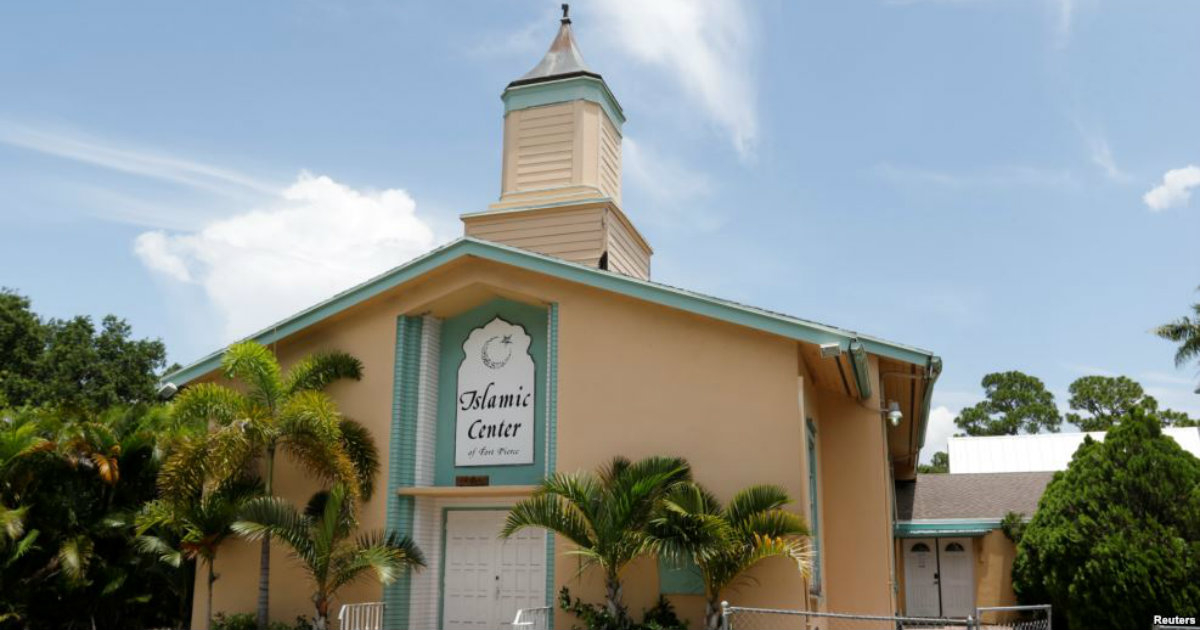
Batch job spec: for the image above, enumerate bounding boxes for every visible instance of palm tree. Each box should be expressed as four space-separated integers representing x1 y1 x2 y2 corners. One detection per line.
1155 287 1200 387
501 456 692 629
233 483 424 630
139 433 262 630
170 342 375 630
646 484 811 630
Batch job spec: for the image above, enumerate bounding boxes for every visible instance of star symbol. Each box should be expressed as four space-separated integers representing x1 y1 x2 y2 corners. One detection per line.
501 335 513 345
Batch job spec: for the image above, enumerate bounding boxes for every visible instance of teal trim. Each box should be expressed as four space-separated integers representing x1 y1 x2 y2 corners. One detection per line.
894 519 1001 538
384 316 423 630
848 340 872 400
502 75 625 129
435 299 548 486
164 238 937 388
543 303 558 627
657 556 705 595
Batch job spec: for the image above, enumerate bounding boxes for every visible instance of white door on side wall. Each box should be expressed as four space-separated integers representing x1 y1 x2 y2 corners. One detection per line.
442 509 547 630
903 537 975 618
903 540 940 617
938 538 974 618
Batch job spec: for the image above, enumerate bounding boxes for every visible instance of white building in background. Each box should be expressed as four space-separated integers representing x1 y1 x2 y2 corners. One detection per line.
947 427 1200 473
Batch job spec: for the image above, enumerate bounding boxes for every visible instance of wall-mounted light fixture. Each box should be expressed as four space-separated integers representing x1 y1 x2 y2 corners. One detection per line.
156 382 178 401
886 401 903 427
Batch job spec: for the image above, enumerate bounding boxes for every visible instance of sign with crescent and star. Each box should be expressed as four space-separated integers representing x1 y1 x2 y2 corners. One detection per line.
455 316 536 466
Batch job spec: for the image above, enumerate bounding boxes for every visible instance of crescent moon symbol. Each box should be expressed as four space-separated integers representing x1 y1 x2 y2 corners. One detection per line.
481 335 513 369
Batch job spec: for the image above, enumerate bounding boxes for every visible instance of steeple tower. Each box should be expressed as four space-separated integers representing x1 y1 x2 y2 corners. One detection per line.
462 5 652 279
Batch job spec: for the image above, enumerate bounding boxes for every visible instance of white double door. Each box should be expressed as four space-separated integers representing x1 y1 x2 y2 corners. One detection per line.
442 509 547 630
903 537 974 618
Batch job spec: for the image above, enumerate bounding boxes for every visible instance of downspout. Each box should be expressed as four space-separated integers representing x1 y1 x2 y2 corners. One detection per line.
849 340 872 400
915 357 943 451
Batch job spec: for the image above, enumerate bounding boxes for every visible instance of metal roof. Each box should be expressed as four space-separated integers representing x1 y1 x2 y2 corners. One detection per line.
947 427 1200 473
508 15 601 88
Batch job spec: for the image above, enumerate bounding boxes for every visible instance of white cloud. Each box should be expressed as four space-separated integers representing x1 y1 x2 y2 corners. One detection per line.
589 0 758 159
1052 0 1075 49
1143 165 1200 212
622 137 721 231
135 172 437 340
876 162 1078 190
0 120 275 197
921 405 959 464
1085 134 1128 182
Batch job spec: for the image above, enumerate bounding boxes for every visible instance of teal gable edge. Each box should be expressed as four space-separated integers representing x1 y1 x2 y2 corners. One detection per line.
165 238 936 384
894 519 1002 538
384 316 423 630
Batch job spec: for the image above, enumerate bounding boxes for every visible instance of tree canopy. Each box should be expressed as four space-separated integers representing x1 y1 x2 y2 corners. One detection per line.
1011 407 1200 629
917 451 949 474
0 289 167 413
954 371 1062 436
1066 375 1195 430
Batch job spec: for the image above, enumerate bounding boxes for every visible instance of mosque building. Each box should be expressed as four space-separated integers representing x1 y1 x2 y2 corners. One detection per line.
172 10 944 629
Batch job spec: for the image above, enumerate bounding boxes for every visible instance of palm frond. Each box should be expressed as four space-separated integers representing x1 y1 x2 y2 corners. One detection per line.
741 510 809 539
337 418 380 500
3 530 39 568
283 351 363 395
234 496 314 559
331 531 425 590
503 494 593 549
0 504 27 540
171 383 246 428
221 342 283 409
56 535 95 587
134 535 182 567
724 485 791 530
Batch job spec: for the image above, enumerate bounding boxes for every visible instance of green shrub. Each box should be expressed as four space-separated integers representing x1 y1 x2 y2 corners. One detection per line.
558 587 688 630
210 612 312 630
1011 408 1200 629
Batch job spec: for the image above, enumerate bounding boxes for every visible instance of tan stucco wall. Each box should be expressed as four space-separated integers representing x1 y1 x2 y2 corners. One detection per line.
192 258 893 628
974 530 1018 610
817 359 899 616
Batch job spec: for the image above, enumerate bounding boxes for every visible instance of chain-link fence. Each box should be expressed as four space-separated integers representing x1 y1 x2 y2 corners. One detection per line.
975 605 1051 630
721 603 1053 630
720 603 974 630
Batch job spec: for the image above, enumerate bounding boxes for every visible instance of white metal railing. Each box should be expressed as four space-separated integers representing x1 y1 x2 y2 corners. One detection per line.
512 606 551 630
338 602 384 630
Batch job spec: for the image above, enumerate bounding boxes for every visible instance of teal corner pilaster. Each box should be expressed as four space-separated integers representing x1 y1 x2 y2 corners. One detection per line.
384 316 423 630
544 303 559 625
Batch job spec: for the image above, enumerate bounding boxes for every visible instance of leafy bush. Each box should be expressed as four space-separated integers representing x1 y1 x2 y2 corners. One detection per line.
558 587 688 630
999 511 1026 543
1011 407 1200 629
211 611 312 630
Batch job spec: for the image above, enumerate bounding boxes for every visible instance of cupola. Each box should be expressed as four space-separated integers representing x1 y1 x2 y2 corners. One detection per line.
462 4 653 280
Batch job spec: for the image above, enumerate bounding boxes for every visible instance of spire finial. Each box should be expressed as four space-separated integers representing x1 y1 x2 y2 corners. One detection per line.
561 3 570 24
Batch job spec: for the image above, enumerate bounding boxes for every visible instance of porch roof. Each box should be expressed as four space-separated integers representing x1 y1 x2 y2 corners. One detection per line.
895 472 1056 522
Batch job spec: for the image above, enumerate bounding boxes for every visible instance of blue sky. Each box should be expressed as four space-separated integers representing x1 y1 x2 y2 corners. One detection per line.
2 1 1198 460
